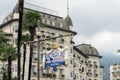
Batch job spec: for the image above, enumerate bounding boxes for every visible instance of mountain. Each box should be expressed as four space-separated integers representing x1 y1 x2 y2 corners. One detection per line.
100 53 120 80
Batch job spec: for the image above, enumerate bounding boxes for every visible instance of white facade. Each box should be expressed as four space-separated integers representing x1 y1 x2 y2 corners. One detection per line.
110 64 120 80
73 44 104 80
0 3 104 80
0 4 76 80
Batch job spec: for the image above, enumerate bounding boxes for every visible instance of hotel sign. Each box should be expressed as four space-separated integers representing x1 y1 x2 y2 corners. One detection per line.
45 49 66 71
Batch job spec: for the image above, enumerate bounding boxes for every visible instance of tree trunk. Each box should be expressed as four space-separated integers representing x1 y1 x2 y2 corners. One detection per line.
18 1 24 80
8 56 12 80
22 43 26 80
2 62 7 80
28 27 35 80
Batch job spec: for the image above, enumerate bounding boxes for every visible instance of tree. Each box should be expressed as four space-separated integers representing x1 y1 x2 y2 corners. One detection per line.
0 32 17 80
4 44 17 80
12 76 18 80
0 67 8 80
22 10 44 80
0 32 9 53
0 32 9 80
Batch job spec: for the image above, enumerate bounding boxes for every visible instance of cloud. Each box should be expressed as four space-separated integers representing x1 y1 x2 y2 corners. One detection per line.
1 0 120 54
0 0 18 23
74 30 120 54
71 0 120 36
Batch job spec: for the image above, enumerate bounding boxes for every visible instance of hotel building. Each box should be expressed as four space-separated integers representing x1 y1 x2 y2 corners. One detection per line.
0 3 103 80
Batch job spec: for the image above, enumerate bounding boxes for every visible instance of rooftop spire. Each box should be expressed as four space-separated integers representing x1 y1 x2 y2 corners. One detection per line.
67 0 69 15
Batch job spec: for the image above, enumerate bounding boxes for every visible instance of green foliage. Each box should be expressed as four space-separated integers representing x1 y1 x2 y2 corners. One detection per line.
4 44 17 60
0 67 8 80
0 32 9 53
22 10 44 31
22 33 30 42
0 32 9 44
12 77 18 80
0 32 17 60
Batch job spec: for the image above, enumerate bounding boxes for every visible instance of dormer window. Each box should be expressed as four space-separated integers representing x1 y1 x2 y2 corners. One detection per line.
52 21 55 26
14 26 18 32
60 23 63 28
47 20 50 25
42 19 45 23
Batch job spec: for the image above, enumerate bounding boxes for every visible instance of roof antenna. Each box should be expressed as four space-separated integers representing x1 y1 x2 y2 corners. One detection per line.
67 0 69 15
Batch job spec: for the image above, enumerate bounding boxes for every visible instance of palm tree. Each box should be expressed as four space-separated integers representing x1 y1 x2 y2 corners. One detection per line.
22 10 44 80
0 32 9 80
4 44 17 80
21 34 29 80
0 32 17 80
0 67 8 80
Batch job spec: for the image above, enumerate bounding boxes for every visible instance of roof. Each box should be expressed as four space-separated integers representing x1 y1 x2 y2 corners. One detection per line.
0 19 18 28
65 15 73 27
0 4 77 35
73 46 89 58
0 19 77 35
76 43 102 58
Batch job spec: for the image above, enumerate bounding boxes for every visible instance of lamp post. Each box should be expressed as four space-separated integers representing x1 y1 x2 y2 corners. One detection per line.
36 32 41 80
22 42 26 80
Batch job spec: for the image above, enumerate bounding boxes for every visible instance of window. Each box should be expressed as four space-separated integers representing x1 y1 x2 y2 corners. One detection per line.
52 21 55 26
40 30 45 35
15 38 18 44
14 25 18 32
40 66 43 76
46 68 50 73
46 32 50 35
31 66 35 73
40 54 43 61
32 54 35 60
94 62 97 65
47 20 50 25
82 67 84 72
88 69 92 75
60 23 63 28
60 69 64 74
70 59 73 64
94 62 98 68
94 70 97 74
70 47 73 53
74 74 76 79
15 64 17 72
51 33 55 37
70 71 73 77
73 63 76 67
42 19 45 23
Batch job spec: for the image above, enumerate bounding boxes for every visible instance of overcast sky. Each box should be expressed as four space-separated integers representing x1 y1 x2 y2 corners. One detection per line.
0 0 120 54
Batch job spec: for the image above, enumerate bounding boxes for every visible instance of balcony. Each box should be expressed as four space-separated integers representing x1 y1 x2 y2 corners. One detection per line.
88 64 92 68
59 74 65 79
32 57 38 63
42 73 56 78
94 74 98 77
32 72 37 77
88 73 92 77
94 65 98 68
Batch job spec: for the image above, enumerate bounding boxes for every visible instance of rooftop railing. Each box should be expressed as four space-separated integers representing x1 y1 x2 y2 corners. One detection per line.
24 2 58 16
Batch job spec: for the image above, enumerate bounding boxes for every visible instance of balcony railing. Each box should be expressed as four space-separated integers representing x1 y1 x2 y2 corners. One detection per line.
24 2 58 16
